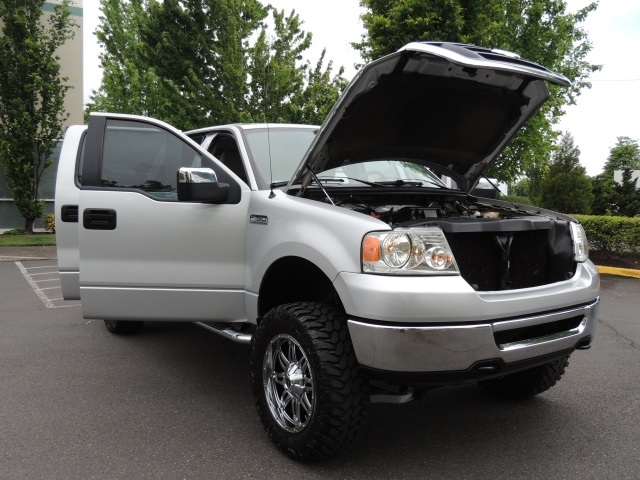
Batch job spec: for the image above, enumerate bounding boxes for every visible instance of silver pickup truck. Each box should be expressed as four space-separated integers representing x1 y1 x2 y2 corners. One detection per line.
55 42 600 460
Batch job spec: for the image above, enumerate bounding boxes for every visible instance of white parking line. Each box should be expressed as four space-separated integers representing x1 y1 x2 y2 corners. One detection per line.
16 262 56 308
15 261 80 309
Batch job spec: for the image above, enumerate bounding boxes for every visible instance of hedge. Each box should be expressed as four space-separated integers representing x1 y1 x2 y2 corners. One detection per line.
573 215 640 254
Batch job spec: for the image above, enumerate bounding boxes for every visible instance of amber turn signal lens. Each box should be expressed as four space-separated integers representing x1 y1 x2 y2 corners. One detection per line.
362 236 381 262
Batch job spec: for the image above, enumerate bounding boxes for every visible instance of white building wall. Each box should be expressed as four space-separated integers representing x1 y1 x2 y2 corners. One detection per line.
613 170 640 189
41 0 84 127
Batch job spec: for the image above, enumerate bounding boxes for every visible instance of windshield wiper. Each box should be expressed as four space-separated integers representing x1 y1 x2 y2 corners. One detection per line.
377 179 424 187
316 176 388 187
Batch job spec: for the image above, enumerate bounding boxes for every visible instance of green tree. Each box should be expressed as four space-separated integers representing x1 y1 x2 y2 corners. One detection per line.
354 0 601 183
539 132 593 214
613 169 640 217
0 0 77 232
88 0 267 129
511 178 530 198
88 1 346 128
590 137 640 215
247 8 312 122
602 136 640 177
246 8 347 124
507 178 532 205
291 50 347 125
590 173 616 216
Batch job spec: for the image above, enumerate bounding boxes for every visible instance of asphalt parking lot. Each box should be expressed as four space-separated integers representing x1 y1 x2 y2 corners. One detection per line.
0 260 638 480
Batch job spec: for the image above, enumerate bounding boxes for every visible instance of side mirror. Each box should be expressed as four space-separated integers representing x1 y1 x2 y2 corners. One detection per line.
177 167 230 203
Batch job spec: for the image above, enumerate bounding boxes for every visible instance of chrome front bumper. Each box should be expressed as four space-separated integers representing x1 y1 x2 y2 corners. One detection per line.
347 298 599 373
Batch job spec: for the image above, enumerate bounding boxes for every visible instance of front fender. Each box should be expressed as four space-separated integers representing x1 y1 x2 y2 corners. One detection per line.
245 191 386 293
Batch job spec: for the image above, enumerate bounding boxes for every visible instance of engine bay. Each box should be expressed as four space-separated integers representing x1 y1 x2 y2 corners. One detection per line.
321 190 545 227
303 188 578 291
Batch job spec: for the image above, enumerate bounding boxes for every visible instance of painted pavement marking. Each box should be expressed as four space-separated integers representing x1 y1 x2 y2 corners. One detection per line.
16 261 80 309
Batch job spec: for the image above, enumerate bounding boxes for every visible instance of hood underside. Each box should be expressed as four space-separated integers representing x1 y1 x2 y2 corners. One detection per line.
291 42 570 193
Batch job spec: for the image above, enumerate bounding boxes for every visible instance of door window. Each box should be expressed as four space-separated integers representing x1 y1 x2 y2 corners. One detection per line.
100 120 203 199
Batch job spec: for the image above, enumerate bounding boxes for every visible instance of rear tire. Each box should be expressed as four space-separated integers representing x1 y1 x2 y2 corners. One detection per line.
250 302 369 460
103 320 144 334
480 355 570 399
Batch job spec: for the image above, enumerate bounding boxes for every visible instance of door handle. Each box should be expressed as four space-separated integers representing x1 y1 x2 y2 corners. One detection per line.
61 205 79 223
83 209 117 230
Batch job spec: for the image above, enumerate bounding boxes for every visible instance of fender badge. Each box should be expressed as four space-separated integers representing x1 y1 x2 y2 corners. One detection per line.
249 215 268 225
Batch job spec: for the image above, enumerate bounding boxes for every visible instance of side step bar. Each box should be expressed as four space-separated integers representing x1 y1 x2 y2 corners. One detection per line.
195 322 253 344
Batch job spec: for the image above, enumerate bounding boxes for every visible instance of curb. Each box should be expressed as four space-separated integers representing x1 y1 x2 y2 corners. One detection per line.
596 265 640 279
0 256 51 262
0 245 57 263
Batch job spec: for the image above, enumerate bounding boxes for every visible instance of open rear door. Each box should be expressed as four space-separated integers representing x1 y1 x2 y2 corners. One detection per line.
55 125 87 300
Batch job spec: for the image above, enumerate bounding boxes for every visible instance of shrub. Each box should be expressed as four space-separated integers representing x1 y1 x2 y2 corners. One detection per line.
44 213 55 234
2 228 25 235
573 214 640 254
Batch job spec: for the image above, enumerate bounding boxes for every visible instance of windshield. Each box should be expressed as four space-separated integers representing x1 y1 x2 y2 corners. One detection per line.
244 128 317 185
318 160 451 188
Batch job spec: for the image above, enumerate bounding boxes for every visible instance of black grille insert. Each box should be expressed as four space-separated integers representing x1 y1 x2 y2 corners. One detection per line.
444 225 576 291
494 315 584 346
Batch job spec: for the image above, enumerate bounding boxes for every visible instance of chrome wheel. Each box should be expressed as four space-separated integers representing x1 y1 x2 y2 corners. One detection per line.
251 303 369 459
263 333 315 433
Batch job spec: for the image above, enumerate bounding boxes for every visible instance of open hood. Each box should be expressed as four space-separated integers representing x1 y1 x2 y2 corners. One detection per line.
289 42 570 193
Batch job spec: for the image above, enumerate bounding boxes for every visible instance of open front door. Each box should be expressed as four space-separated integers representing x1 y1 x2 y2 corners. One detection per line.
78 114 250 322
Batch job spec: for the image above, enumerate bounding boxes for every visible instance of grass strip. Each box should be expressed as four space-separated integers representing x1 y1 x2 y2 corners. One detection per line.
0 234 56 247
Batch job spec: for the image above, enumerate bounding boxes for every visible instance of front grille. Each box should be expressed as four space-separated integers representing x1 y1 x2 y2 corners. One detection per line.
445 229 575 291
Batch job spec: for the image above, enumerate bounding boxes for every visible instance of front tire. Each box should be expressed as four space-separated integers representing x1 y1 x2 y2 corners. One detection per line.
480 355 570 399
103 320 144 334
250 302 369 460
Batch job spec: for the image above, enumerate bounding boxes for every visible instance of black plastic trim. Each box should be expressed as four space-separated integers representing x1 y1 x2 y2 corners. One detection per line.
74 129 87 188
360 348 576 387
60 205 79 223
82 115 106 187
83 208 117 230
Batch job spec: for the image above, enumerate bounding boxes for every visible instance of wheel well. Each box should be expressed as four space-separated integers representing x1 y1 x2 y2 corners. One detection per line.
258 257 344 320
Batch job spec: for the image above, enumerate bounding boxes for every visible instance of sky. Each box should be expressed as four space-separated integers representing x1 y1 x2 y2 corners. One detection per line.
82 0 640 177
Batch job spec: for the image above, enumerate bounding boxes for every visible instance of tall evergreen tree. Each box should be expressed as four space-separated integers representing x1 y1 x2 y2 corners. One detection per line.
246 8 347 124
539 132 593 214
88 1 346 129
290 50 347 125
590 173 616 216
613 169 640 217
354 0 601 183
88 0 267 128
0 0 77 232
247 8 312 122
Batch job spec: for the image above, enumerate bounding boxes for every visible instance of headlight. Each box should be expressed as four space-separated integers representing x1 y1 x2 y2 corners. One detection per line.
362 228 459 275
381 233 412 267
570 223 589 262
